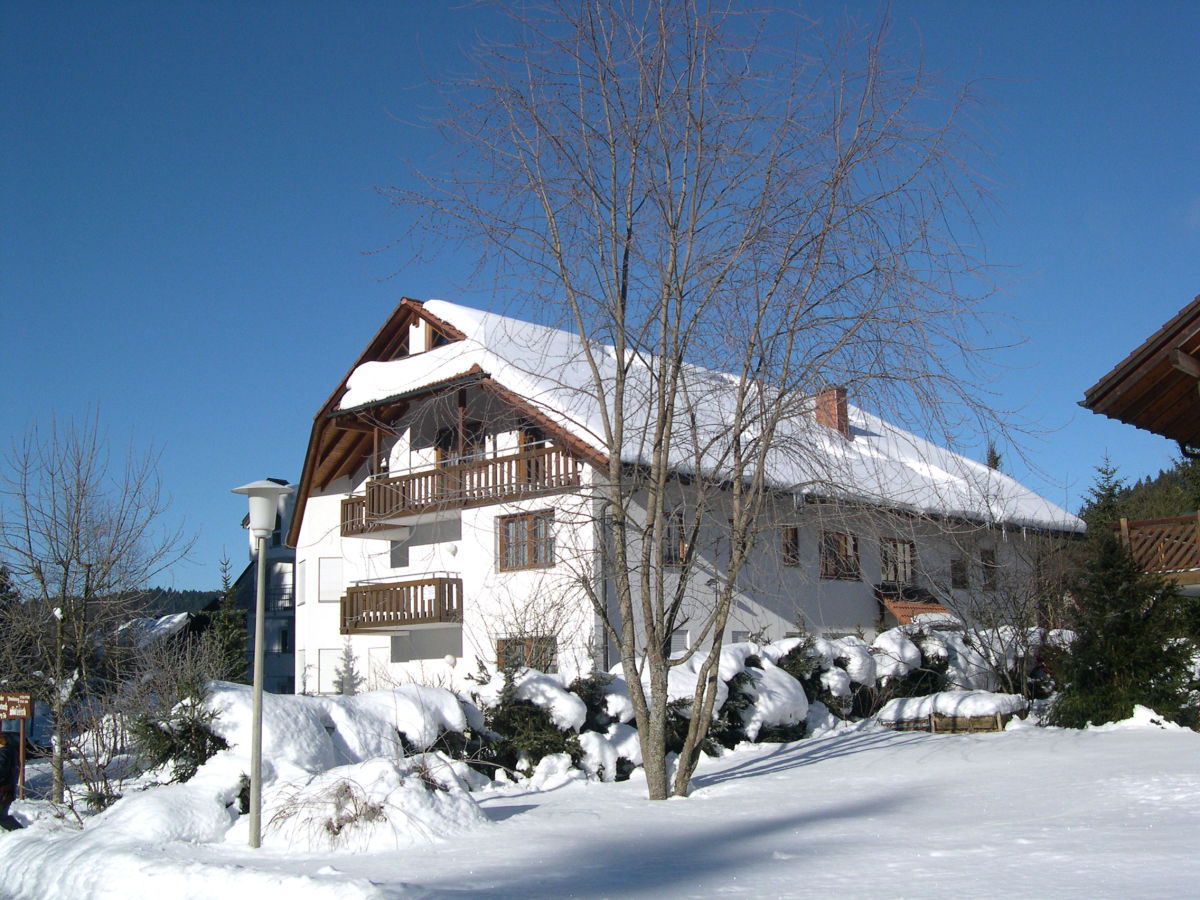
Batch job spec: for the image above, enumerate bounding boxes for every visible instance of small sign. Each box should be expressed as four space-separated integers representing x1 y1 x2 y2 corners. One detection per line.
0 693 31 719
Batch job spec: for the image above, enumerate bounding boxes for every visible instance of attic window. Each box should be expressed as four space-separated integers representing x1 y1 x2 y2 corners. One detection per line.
426 322 451 349
393 328 410 359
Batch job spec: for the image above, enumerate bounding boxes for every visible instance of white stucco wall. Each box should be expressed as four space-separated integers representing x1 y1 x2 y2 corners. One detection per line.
295 432 1056 694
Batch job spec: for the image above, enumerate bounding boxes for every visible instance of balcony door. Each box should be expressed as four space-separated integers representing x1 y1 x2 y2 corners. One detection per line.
519 424 550 487
435 421 486 499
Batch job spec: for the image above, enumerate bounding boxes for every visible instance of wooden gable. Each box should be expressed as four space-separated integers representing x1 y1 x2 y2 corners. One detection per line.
286 298 467 547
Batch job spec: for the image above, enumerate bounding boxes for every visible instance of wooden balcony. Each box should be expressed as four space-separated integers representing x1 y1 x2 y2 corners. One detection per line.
1118 514 1200 585
341 446 581 537
341 576 463 634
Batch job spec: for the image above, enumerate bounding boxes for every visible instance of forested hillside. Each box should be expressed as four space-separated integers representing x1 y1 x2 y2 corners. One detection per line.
1080 456 1200 528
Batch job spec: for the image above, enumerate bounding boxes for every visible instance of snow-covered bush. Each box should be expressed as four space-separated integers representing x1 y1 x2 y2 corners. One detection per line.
872 627 949 708
768 636 852 717
259 755 488 852
128 696 228 785
474 669 584 776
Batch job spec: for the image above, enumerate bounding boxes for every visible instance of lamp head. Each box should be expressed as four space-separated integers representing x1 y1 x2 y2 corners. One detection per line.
232 480 294 539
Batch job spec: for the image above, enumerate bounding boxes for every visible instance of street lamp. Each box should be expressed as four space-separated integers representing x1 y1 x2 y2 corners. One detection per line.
231 479 293 849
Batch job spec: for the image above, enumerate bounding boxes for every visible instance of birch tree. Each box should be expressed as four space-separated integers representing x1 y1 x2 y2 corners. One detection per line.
0 417 191 802
392 0 1002 798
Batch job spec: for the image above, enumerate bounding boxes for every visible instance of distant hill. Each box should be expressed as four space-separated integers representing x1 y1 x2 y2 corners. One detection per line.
141 587 222 617
1080 456 1200 525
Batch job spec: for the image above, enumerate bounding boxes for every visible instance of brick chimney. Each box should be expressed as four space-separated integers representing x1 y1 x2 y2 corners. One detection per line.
815 386 851 439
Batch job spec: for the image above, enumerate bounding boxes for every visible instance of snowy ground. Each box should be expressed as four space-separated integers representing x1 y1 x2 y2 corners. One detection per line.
2 713 1198 899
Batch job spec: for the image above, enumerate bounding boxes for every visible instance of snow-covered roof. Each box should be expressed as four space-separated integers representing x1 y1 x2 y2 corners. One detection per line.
339 300 1082 533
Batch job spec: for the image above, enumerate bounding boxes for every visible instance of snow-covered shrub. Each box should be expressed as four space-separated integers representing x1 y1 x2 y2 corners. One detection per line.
888 629 949 694
577 722 641 781
742 659 809 742
478 669 583 776
319 685 474 760
707 670 757 749
771 636 851 718
260 755 487 852
129 696 228 785
568 672 619 733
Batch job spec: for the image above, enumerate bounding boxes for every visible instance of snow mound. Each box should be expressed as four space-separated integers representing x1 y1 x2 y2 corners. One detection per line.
876 690 1028 723
90 781 237 843
205 682 337 779
528 753 587 791
316 686 469 760
257 755 488 853
1087 706 1185 732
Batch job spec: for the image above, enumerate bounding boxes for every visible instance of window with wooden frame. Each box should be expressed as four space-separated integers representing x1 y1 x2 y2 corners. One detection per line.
980 548 999 591
426 322 451 350
950 557 970 590
880 538 916 585
662 510 687 567
497 510 555 571
497 635 558 673
819 531 859 580
781 525 801 567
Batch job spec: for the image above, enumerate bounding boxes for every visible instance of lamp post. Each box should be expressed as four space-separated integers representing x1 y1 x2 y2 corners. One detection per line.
231 479 293 849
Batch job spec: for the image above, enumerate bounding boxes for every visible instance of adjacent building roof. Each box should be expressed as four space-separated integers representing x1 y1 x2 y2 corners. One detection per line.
288 298 1083 542
1081 294 1200 450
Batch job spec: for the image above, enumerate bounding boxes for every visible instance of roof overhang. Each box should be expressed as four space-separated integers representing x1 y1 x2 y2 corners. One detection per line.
1081 294 1200 451
286 299 609 547
287 298 468 547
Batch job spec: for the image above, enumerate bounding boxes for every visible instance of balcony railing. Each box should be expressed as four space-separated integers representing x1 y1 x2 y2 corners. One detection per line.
340 576 463 634
264 587 294 612
341 446 581 536
1118 514 1200 583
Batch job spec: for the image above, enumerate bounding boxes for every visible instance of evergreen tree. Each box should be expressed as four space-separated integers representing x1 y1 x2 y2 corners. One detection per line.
1079 456 1126 535
203 557 248 682
1049 532 1198 728
985 441 1002 471
333 638 363 696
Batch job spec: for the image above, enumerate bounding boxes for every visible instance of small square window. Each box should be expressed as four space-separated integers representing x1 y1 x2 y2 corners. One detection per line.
819 531 859 580
731 630 751 644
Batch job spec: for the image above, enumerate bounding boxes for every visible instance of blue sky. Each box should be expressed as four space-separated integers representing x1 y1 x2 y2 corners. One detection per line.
3 2 1198 590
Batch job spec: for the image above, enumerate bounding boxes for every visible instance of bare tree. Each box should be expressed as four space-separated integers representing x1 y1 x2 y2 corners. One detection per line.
392 1 1001 798
0 416 191 802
